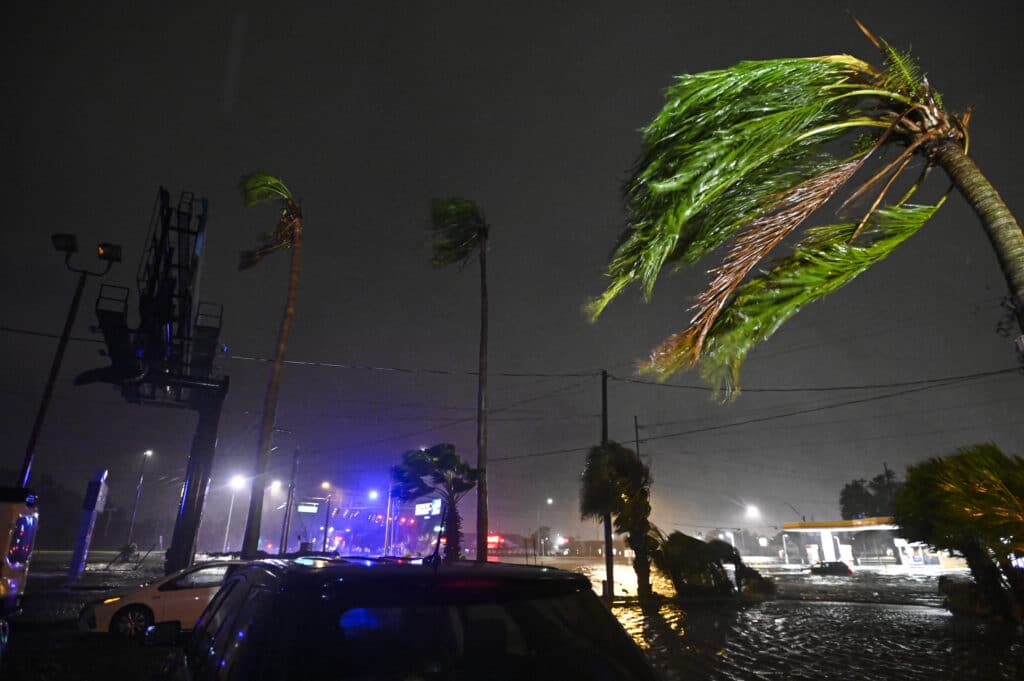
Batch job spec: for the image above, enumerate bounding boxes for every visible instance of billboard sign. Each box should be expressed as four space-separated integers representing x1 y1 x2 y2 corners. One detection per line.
296 502 320 514
414 498 442 518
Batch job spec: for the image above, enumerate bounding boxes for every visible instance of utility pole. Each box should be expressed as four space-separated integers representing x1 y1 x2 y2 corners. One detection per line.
633 415 640 455
278 449 299 555
601 369 613 600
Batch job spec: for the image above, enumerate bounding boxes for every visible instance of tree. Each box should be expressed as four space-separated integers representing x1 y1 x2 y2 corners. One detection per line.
391 443 478 564
580 442 655 598
893 443 1024 621
237 173 303 558
589 21 1024 398
429 198 490 560
839 470 901 519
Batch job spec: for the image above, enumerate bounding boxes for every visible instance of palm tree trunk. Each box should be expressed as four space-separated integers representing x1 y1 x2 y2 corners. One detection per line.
241 221 303 558
932 140 1024 335
476 234 489 561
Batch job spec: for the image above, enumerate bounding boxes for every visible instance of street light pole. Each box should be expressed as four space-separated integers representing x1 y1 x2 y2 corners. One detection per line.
126 450 153 546
322 493 332 552
278 448 299 555
223 489 238 553
20 235 120 487
223 475 246 553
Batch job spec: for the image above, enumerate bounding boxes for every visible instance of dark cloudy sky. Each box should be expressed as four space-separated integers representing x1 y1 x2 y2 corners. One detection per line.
3 1 1022 547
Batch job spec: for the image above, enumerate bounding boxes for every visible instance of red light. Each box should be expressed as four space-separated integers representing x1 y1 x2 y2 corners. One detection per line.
399 517 407 525
409 519 415 525
486 534 503 548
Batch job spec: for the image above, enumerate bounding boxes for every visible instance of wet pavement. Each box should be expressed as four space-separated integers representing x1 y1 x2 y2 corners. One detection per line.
3 553 1022 680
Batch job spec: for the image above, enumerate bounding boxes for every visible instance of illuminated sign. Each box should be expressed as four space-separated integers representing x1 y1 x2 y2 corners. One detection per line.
414 498 442 517
296 502 320 514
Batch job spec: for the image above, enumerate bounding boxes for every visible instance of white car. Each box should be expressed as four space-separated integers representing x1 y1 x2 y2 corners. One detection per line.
79 560 244 637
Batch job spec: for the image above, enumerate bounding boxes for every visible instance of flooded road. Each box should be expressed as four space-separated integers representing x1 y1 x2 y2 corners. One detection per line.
576 560 1024 680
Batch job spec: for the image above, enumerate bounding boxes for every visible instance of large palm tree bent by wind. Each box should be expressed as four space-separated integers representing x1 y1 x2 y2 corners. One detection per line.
430 198 490 560
590 23 1024 397
238 173 303 558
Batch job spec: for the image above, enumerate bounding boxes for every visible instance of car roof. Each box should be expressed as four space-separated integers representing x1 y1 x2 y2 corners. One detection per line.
232 557 591 595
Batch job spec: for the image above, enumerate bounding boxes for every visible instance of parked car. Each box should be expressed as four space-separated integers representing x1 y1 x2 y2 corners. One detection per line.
80 560 245 637
808 560 853 576
150 557 660 680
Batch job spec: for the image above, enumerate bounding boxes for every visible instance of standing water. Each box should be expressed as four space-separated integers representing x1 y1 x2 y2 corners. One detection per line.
573 560 1023 680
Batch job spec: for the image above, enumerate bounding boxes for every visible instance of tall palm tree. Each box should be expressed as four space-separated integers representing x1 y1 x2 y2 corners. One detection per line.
430 198 490 560
589 22 1024 398
391 443 479 564
237 172 303 558
580 441 655 598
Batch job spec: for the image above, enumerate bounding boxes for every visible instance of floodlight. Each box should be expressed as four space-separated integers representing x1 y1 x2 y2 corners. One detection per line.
51 233 79 254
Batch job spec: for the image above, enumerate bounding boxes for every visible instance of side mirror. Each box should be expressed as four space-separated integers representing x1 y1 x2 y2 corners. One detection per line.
145 621 187 646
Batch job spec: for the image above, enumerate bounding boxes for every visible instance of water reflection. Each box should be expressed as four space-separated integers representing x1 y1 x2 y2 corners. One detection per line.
564 561 1023 680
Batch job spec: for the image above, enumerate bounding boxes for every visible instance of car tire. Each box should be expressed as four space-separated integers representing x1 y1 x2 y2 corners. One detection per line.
110 605 153 639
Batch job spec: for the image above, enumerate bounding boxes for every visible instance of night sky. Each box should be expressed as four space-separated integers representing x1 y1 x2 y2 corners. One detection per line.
3 2 1022 547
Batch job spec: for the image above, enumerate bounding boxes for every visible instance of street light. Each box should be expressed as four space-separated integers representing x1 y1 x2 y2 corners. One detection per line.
19 233 121 487
126 449 154 547
320 482 335 552
746 505 760 521
269 479 282 493
223 475 247 553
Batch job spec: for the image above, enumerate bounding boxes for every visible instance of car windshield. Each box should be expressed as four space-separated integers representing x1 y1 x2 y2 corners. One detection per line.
271 585 655 681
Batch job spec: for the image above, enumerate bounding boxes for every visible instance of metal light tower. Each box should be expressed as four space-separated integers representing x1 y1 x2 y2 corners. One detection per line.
19 234 120 487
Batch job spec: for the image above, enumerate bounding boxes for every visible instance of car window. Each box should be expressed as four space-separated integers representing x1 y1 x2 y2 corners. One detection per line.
218 586 274 681
187 576 250 679
161 565 230 591
283 590 656 680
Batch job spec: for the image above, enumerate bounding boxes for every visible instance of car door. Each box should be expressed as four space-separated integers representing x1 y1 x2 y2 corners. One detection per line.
156 564 232 628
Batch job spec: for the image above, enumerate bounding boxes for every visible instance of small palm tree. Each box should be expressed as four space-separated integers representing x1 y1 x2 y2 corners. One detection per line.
430 198 490 560
590 21 1024 398
237 172 303 558
580 442 655 598
391 443 478 564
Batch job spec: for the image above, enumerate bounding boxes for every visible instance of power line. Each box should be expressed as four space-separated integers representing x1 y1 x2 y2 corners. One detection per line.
491 376 983 463
609 365 1021 394
227 353 599 379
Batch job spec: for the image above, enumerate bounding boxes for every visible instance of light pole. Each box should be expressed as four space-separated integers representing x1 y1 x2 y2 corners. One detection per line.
321 481 333 552
126 449 153 547
223 475 246 553
20 234 121 487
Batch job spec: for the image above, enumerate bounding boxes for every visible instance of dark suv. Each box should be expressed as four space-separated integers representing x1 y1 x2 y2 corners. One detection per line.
155 557 658 680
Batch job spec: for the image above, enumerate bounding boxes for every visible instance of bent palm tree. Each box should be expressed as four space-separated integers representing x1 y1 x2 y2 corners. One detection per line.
430 198 490 560
894 443 1023 621
581 442 655 598
391 443 478 564
590 22 1024 398
238 172 303 558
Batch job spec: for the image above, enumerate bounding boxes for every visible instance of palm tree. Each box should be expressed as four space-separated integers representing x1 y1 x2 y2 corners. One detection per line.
429 198 490 560
580 441 655 598
237 172 303 558
589 21 1024 398
894 443 1023 621
391 443 478 564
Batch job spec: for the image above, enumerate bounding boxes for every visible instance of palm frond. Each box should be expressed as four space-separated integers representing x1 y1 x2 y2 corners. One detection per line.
430 197 487 267
240 172 294 207
643 202 941 398
589 56 878 318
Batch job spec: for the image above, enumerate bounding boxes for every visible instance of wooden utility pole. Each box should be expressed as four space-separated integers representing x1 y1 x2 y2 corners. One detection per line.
601 370 613 600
